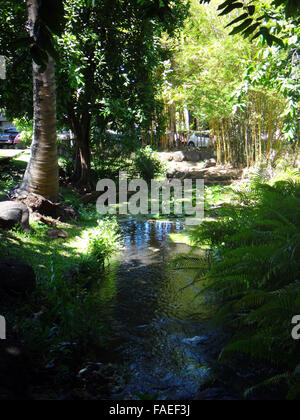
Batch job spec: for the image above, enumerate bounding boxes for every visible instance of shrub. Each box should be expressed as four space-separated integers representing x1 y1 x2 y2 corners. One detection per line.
179 179 300 399
133 146 165 183
13 117 33 148
59 156 74 177
17 263 106 377
91 131 138 180
88 218 121 268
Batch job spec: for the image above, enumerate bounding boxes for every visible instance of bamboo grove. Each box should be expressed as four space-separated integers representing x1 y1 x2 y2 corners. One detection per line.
155 0 299 166
211 89 287 167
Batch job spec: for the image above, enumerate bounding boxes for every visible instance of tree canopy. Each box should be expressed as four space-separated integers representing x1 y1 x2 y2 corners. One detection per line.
200 0 300 46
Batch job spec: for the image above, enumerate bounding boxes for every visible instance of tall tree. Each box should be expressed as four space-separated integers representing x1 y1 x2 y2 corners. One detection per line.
56 0 188 189
0 0 65 200
20 1 59 201
1 0 187 190
1 1 188 190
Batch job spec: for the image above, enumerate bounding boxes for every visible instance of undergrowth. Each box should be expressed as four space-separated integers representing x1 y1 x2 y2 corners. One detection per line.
175 174 300 399
0 187 121 386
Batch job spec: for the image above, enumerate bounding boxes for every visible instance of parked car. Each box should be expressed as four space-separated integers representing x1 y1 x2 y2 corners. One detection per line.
13 132 23 148
187 131 212 148
58 131 72 141
14 131 73 149
4 127 19 141
0 128 19 147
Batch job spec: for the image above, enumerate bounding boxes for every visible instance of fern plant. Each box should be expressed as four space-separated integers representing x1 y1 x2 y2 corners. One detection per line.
178 179 300 399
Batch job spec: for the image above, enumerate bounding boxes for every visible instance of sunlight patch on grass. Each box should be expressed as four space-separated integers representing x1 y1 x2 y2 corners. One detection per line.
169 232 192 245
0 150 23 158
13 150 31 164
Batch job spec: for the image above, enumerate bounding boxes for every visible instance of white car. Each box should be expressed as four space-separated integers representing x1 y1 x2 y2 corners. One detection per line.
188 131 212 148
58 131 72 141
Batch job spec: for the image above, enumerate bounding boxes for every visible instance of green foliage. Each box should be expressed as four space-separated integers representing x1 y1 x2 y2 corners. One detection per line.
0 1 33 120
163 0 295 165
91 131 138 180
162 0 251 126
200 0 300 45
133 146 165 183
0 0 65 71
0 0 188 187
0 157 121 380
20 263 105 360
186 178 300 399
235 20 300 141
56 0 188 135
88 218 121 267
13 117 33 147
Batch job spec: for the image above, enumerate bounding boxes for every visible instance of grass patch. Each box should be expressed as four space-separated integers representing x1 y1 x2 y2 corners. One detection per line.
0 155 121 391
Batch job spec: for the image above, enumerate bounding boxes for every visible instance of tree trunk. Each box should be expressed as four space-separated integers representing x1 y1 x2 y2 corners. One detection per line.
21 0 59 201
183 107 190 132
70 112 93 191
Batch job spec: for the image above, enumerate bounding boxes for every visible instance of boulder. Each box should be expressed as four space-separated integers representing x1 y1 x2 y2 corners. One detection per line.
21 193 78 222
80 191 102 205
0 259 36 294
173 151 185 162
167 169 186 180
0 201 30 232
201 150 215 160
184 169 206 180
46 228 69 239
205 159 217 169
183 150 202 162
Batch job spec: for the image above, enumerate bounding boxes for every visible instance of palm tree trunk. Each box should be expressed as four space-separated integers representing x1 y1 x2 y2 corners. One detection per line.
21 0 59 201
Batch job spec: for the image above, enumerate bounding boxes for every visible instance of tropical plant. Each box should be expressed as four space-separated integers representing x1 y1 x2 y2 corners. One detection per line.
19 0 59 200
162 0 291 166
88 218 121 268
133 146 165 183
200 0 300 45
13 117 33 148
177 178 300 399
234 13 300 144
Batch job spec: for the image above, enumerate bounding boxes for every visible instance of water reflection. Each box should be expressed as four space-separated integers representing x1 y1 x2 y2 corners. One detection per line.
98 220 213 400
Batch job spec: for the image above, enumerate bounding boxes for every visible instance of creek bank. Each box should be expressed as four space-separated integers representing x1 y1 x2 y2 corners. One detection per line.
0 171 275 400
167 165 243 186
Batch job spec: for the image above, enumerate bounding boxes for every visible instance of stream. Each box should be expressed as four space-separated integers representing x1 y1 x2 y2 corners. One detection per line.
97 219 222 400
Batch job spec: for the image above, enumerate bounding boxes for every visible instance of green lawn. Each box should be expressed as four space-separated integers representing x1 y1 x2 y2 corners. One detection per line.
0 204 105 286
0 152 105 284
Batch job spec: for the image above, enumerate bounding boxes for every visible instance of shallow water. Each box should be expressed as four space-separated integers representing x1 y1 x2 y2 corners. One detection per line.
98 219 217 400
